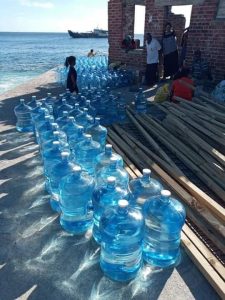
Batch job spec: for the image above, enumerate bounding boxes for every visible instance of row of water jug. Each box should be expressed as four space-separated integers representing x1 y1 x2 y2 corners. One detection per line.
14 87 149 131
14 89 129 128
58 55 134 90
14 94 186 282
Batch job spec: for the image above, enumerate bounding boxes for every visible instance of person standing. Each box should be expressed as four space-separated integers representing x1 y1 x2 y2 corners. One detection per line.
162 23 179 79
145 33 161 86
66 56 79 93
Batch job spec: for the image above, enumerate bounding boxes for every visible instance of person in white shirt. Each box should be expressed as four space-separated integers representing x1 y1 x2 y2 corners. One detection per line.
145 33 161 85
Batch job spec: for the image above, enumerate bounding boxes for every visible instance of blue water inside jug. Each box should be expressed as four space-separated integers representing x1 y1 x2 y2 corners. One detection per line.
27 95 37 108
100 199 144 281
69 103 83 119
96 156 129 190
129 169 163 208
48 152 76 212
69 125 85 151
95 144 123 173
40 123 67 149
143 190 186 267
74 134 101 176
62 116 80 138
42 141 64 193
86 117 107 150
57 99 73 117
56 111 69 128
75 108 93 129
14 99 33 132
41 131 70 157
93 176 128 244
59 166 95 234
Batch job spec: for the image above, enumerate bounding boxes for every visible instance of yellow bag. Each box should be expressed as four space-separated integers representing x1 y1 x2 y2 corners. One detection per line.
154 84 170 103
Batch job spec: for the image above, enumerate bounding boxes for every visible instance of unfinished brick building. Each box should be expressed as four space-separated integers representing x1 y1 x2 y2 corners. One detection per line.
108 0 225 80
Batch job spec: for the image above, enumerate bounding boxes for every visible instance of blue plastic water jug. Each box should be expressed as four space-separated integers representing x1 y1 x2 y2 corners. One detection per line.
56 111 69 128
59 165 95 234
69 125 85 151
95 144 123 172
143 190 186 267
129 169 163 208
62 116 80 138
93 176 128 244
42 141 64 193
27 95 37 108
14 99 33 132
57 99 73 117
86 117 107 150
74 134 101 176
100 199 144 281
48 152 76 212
96 156 129 190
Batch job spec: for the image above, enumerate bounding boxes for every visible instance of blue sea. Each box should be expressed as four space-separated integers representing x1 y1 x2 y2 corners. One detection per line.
0 32 108 95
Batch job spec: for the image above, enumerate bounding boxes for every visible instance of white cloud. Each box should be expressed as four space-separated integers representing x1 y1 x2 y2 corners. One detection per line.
20 0 54 9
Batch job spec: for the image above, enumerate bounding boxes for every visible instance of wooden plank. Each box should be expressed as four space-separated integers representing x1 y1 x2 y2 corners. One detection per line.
108 128 225 236
181 231 225 299
182 224 225 280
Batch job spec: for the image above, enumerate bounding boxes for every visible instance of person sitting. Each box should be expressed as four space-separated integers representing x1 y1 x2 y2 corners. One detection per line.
66 56 79 93
87 49 95 57
171 67 194 102
121 35 136 52
192 49 212 85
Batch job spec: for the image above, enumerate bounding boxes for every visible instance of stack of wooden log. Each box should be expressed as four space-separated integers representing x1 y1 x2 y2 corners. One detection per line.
107 91 225 298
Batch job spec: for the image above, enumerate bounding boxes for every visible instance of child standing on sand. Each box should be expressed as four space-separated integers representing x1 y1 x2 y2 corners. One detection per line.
66 56 79 93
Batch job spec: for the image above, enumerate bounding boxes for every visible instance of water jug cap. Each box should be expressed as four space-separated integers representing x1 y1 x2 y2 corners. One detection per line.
110 157 117 163
75 103 79 107
62 98 66 103
52 122 58 126
37 102 42 107
20 99 25 103
53 131 60 136
59 94 63 97
68 116 74 121
61 152 70 158
53 141 60 146
161 190 171 197
83 108 88 112
32 95 36 100
63 111 68 116
78 125 84 132
47 93 51 96
95 117 100 122
107 176 116 184
105 144 112 149
143 169 151 175
84 134 92 140
45 115 51 120
118 199 129 208
86 100 90 104
73 165 82 172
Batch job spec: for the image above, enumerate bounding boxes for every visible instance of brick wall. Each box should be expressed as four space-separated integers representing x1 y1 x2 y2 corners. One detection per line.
108 0 185 71
187 0 225 80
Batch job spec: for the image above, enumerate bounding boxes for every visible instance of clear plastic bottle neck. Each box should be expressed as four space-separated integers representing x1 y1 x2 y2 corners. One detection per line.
160 190 171 203
141 169 151 184
105 144 112 156
118 199 129 215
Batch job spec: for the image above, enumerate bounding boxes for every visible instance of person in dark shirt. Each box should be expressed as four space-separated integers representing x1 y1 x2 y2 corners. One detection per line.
66 56 79 93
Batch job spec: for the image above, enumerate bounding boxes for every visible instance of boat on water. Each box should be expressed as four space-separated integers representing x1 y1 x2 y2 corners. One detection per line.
68 28 108 38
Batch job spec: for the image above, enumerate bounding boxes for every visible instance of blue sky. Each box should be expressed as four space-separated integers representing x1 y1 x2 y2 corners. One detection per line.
0 0 108 32
0 0 191 33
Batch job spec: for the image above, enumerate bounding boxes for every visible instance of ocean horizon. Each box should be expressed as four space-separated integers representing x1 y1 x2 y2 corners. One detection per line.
0 32 109 95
